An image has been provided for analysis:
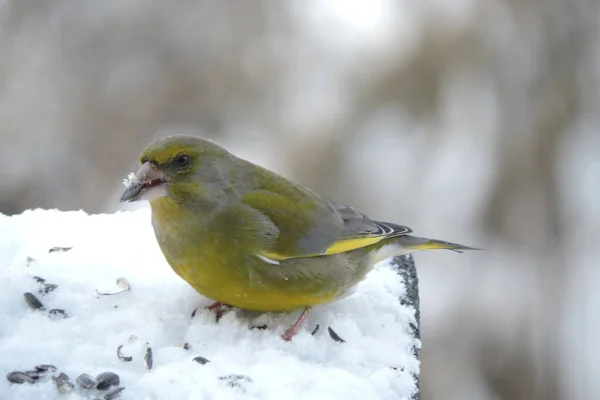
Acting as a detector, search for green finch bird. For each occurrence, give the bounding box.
[120,134,477,341]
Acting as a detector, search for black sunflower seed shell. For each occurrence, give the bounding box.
[48,309,70,320]
[7,371,37,384]
[104,387,126,400]
[52,372,70,385]
[117,345,133,362]
[192,356,210,365]
[144,345,153,370]
[57,381,75,393]
[311,324,320,335]
[95,372,120,390]
[327,326,346,343]
[76,373,95,389]
[49,246,73,253]
[39,283,58,294]
[23,370,43,380]
[35,364,57,373]
[24,292,45,310]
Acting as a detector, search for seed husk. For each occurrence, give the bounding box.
[95,372,120,390]
[144,343,153,370]
[57,381,75,393]
[48,309,71,320]
[250,324,267,330]
[327,326,346,343]
[23,370,43,380]
[49,246,73,253]
[7,371,36,384]
[96,277,130,296]
[104,387,126,399]
[35,364,57,373]
[219,374,252,388]
[117,345,133,362]
[52,372,70,386]
[311,324,320,335]
[39,283,58,295]
[192,356,210,365]
[76,373,95,389]
[24,292,45,310]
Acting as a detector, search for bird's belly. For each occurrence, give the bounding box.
[201,284,339,312]
[170,260,343,313]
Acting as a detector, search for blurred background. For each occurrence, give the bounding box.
[0,1,597,399]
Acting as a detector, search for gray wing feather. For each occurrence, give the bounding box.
[295,197,412,255]
[334,201,412,239]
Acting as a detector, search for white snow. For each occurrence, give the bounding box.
[0,208,419,400]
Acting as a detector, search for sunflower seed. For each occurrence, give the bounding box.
[49,246,72,253]
[117,345,133,362]
[250,324,267,330]
[7,371,36,384]
[24,292,45,310]
[35,364,57,373]
[57,381,75,393]
[95,372,120,390]
[76,373,95,389]
[192,356,210,365]
[144,343,153,370]
[103,387,126,399]
[33,276,46,283]
[191,307,200,318]
[52,372,70,386]
[23,370,43,380]
[327,327,346,343]
[96,277,130,295]
[311,324,320,335]
[219,374,252,388]
[39,283,58,295]
[48,309,71,320]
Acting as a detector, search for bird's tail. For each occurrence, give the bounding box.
[395,235,480,253]
[372,235,479,264]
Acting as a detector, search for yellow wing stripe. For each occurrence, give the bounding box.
[261,236,386,261]
[322,236,384,255]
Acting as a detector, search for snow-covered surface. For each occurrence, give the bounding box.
[0,208,419,400]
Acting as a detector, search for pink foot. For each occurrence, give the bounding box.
[207,302,233,322]
[281,307,311,342]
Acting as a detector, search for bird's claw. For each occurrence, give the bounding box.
[281,328,298,342]
[207,302,232,322]
[280,306,311,342]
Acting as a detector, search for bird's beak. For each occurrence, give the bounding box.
[120,161,168,203]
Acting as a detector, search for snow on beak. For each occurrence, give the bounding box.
[120,162,167,203]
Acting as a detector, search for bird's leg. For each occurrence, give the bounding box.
[281,306,311,342]
[207,301,233,322]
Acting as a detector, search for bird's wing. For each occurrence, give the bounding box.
[241,188,412,262]
[329,202,412,254]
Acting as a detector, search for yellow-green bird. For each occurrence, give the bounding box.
[120,134,477,341]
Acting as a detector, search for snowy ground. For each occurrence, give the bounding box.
[0,208,419,400]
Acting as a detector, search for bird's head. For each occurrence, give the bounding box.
[120,134,234,205]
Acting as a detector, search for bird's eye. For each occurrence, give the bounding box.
[175,154,190,167]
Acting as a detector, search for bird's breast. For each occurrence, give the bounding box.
[148,199,365,312]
